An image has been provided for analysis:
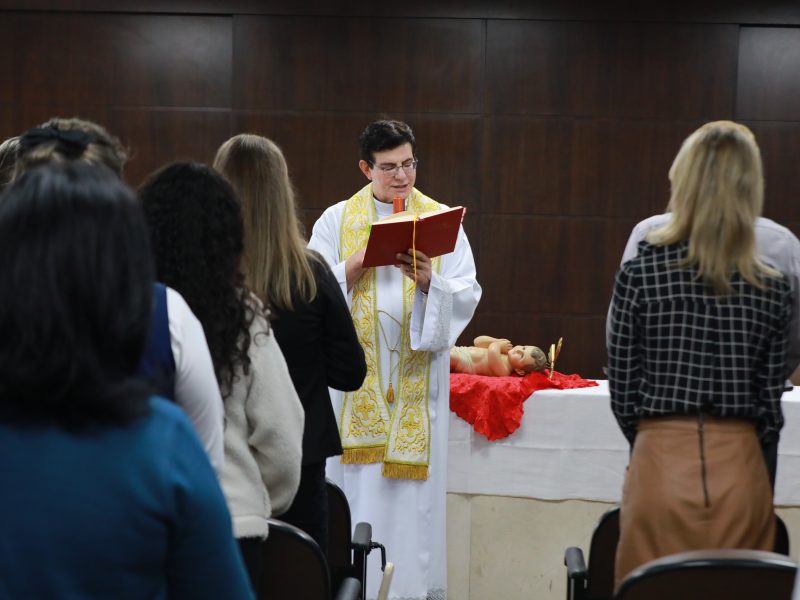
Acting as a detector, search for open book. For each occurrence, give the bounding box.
[362,206,466,268]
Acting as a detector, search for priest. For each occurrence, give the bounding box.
[308,119,481,600]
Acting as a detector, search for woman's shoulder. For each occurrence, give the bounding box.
[305,250,341,295]
[761,268,793,297]
[146,396,195,432]
[126,396,206,460]
[625,240,683,268]
[306,249,331,275]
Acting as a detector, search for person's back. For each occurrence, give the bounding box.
[612,239,790,432]
[214,134,366,554]
[0,398,243,599]
[267,256,366,463]
[618,212,800,377]
[0,162,252,599]
[139,161,304,591]
[607,120,791,588]
[14,119,225,471]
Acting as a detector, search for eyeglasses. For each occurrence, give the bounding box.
[370,159,419,176]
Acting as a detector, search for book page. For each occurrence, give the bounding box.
[376,206,462,224]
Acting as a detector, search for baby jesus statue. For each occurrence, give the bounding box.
[450,336,548,377]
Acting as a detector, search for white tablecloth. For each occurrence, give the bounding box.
[447,381,800,506]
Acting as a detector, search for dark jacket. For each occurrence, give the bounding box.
[271,254,366,465]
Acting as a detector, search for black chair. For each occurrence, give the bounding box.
[259,518,361,600]
[564,507,620,600]
[614,549,798,600]
[564,507,790,600]
[327,479,392,600]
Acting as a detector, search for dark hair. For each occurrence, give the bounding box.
[0,162,153,428]
[0,136,19,189]
[358,119,416,164]
[139,162,254,397]
[16,117,128,178]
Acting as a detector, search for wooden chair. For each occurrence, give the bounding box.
[259,518,361,600]
[564,507,790,600]
[614,549,798,600]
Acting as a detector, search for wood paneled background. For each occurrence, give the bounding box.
[2,2,800,378]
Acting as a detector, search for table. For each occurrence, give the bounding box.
[447,381,800,505]
[445,382,800,599]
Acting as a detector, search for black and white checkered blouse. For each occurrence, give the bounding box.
[607,240,793,444]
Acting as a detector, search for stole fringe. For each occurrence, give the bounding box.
[382,462,429,481]
[341,448,430,480]
[341,446,384,464]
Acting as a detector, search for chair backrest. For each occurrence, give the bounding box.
[776,514,791,556]
[327,478,353,575]
[614,549,798,600]
[260,518,330,600]
[583,508,789,599]
[585,507,620,599]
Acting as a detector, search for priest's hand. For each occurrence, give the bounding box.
[396,249,432,293]
[345,248,367,292]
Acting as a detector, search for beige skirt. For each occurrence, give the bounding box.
[614,415,775,588]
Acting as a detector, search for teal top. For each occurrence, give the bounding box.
[0,397,253,600]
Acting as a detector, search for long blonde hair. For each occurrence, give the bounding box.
[213,134,317,310]
[647,120,779,295]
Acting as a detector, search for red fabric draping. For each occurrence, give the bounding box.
[449,371,598,441]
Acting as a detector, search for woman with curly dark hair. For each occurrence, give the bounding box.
[0,162,252,599]
[138,161,304,591]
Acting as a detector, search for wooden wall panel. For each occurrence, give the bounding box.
[737,27,800,121]
[108,109,232,186]
[482,117,699,217]
[566,120,703,218]
[743,121,800,223]
[476,216,637,315]
[2,5,799,381]
[232,111,386,212]
[480,117,572,216]
[0,13,231,109]
[486,21,614,117]
[232,112,482,213]
[486,20,737,119]
[407,116,483,213]
[0,106,231,187]
[0,105,113,140]
[233,16,483,113]
[1,1,799,25]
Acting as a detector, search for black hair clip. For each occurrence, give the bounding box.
[19,127,94,159]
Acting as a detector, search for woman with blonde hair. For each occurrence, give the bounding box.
[608,121,792,587]
[214,134,365,554]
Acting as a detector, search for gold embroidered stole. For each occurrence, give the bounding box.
[339,183,440,480]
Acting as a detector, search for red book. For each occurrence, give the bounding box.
[362,206,466,268]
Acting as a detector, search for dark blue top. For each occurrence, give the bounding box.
[137,283,177,401]
[0,398,253,600]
